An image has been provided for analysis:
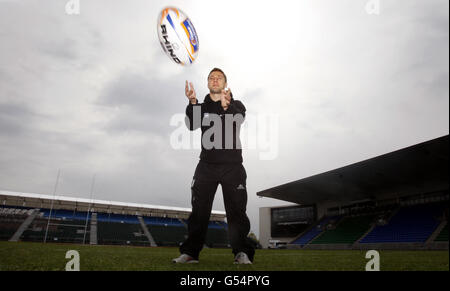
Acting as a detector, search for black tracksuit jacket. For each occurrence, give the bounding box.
[185,94,246,164]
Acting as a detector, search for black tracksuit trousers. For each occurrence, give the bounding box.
[179,161,255,262]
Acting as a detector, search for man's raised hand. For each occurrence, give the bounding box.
[221,88,231,110]
[185,81,197,104]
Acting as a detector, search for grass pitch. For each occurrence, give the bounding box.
[0,241,448,271]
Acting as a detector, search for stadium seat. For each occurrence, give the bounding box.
[291,216,340,246]
[434,222,448,242]
[311,215,376,245]
[360,202,446,244]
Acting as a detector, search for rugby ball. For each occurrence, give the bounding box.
[157,7,199,66]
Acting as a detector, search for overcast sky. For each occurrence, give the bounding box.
[0,0,448,238]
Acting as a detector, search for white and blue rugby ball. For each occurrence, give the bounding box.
[157,7,199,66]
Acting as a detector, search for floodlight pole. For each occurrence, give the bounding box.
[83,174,96,244]
[44,169,61,243]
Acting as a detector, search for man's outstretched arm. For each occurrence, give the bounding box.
[220,89,246,118]
[185,81,202,131]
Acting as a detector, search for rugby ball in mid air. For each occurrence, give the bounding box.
[157,7,199,66]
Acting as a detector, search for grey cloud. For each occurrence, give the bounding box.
[97,72,191,136]
[0,103,40,136]
[0,101,94,156]
[241,88,263,106]
[37,37,79,60]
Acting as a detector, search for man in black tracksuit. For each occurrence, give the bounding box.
[173,68,255,264]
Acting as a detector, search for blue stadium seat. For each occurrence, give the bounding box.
[291,216,340,246]
[360,202,445,243]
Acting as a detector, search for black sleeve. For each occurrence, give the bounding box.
[221,100,246,119]
[185,100,202,131]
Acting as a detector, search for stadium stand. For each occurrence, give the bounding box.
[311,214,376,245]
[21,217,88,244]
[97,221,149,246]
[19,207,91,244]
[289,198,448,250]
[260,135,449,250]
[147,224,187,247]
[0,192,231,248]
[142,218,229,247]
[291,216,339,246]
[434,222,448,242]
[0,206,31,240]
[144,216,187,246]
[360,202,446,244]
[205,221,229,248]
[41,208,91,221]
[143,216,184,226]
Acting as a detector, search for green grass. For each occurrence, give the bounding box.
[0,241,448,271]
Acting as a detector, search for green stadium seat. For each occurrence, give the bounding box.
[311,215,376,244]
[435,222,448,242]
